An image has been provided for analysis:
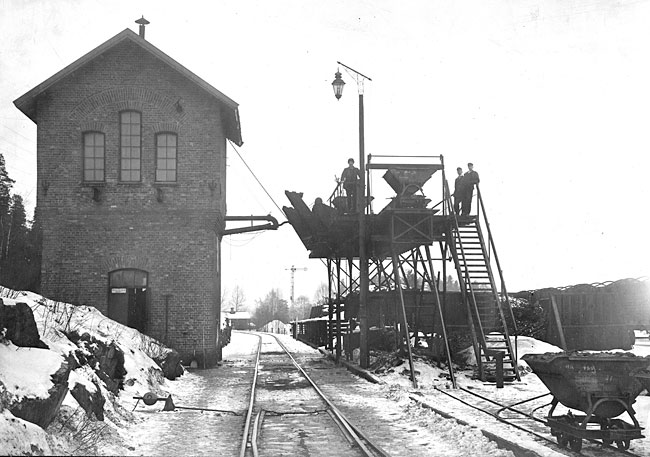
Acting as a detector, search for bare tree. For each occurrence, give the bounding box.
[313,282,329,304]
[225,285,246,312]
[291,295,312,321]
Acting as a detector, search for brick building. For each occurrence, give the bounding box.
[14,23,241,366]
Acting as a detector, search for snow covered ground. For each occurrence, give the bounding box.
[3,286,650,456]
[373,335,650,456]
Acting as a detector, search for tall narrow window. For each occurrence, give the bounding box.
[83,132,105,182]
[120,111,141,182]
[156,133,177,182]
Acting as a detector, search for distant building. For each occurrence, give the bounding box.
[13,21,242,366]
[223,310,252,330]
[260,319,289,334]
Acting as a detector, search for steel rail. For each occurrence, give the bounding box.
[432,386,643,457]
[239,333,263,457]
[458,387,549,424]
[458,386,643,456]
[269,334,390,457]
[251,409,263,457]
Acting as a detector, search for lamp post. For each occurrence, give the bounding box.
[331,62,371,369]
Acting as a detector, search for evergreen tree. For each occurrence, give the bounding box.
[0,154,15,278]
[253,289,289,327]
[1,195,33,290]
[25,205,42,292]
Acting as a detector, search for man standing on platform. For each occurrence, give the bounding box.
[453,167,465,215]
[461,162,480,216]
[341,158,361,213]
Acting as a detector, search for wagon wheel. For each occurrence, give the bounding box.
[142,391,158,406]
[569,437,582,452]
[600,423,612,446]
[616,440,630,450]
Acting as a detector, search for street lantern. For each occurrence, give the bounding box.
[332,70,345,100]
[331,61,371,368]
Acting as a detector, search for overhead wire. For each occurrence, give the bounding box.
[223,231,265,247]
[227,139,286,219]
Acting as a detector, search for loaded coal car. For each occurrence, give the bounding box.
[523,351,650,451]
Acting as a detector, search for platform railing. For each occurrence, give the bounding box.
[327,180,344,208]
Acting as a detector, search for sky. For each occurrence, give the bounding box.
[1,0,649,308]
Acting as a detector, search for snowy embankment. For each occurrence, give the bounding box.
[0,287,182,455]
[368,335,650,456]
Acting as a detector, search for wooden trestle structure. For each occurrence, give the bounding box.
[284,155,520,386]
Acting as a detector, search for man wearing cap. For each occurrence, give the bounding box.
[461,162,480,216]
[341,158,361,213]
[453,166,465,215]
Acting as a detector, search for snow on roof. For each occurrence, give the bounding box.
[225,311,251,320]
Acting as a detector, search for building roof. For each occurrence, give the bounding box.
[13,28,242,146]
[224,311,252,320]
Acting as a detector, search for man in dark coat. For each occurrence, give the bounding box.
[461,162,480,216]
[341,158,361,213]
[453,167,465,215]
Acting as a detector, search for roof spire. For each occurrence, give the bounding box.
[135,16,150,39]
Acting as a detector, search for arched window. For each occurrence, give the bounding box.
[119,111,141,182]
[83,132,105,182]
[156,133,177,182]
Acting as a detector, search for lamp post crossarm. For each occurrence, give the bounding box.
[336,61,372,81]
[337,61,372,94]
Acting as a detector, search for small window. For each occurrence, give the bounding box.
[120,111,141,182]
[83,132,105,182]
[156,133,177,182]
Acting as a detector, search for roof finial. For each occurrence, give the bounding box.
[135,16,150,39]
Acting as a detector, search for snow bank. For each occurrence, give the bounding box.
[457,335,563,367]
[0,287,181,455]
[0,409,51,456]
[0,342,64,401]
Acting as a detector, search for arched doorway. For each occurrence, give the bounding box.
[108,269,148,332]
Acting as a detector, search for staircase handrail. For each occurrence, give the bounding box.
[442,180,489,357]
[475,185,518,338]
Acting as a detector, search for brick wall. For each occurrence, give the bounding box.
[34,39,229,366]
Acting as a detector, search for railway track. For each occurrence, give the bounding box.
[238,332,388,457]
[412,386,645,457]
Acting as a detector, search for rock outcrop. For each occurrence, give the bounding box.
[70,378,105,420]
[67,331,126,394]
[9,357,71,428]
[0,300,48,349]
[153,349,184,380]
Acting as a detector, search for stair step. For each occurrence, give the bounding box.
[481,357,515,364]
[481,360,516,367]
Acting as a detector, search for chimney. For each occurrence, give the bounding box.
[135,16,150,39]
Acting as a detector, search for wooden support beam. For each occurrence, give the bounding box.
[550,295,568,350]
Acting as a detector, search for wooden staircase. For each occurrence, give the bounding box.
[451,218,520,382]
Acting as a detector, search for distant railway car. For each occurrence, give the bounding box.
[519,278,650,351]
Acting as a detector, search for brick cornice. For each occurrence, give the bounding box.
[68,87,186,121]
